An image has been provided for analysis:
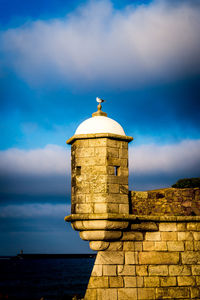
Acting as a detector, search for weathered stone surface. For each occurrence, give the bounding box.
[159,223,177,232]
[124,276,137,287]
[122,232,143,241]
[107,242,123,251]
[103,265,117,276]
[177,276,196,286]
[95,251,124,265]
[139,252,179,265]
[181,252,200,264]
[118,265,136,276]
[149,265,168,276]
[118,288,137,300]
[143,241,155,251]
[169,265,191,276]
[80,230,122,241]
[145,232,161,241]
[84,288,97,300]
[89,241,110,251]
[144,277,159,287]
[88,276,109,288]
[160,277,176,287]
[154,242,167,251]
[131,222,158,232]
[92,265,103,277]
[125,252,139,264]
[161,232,177,241]
[109,276,123,288]
[192,265,200,275]
[138,288,155,299]
[167,241,184,251]
[156,287,190,299]
[97,288,117,300]
[136,265,148,276]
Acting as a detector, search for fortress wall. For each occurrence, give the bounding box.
[84,217,200,300]
[131,188,200,216]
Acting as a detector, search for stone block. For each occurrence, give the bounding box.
[125,252,139,265]
[177,275,196,286]
[107,147,119,158]
[159,223,177,232]
[109,276,123,288]
[107,194,128,204]
[169,265,191,276]
[97,288,118,300]
[192,265,200,275]
[124,276,137,287]
[167,241,184,251]
[143,242,155,251]
[145,232,161,241]
[161,232,177,241]
[154,242,167,251]
[119,148,128,158]
[138,288,155,299]
[160,276,176,287]
[89,138,107,147]
[178,232,193,241]
[92,265,103,277]
[90,183,107,193]
[74,139,89,148]
[181,252,200,264]
[95,251,124,265]
[177,223,186,231]
[76,147,94,157]
[103,265,117,276]
[156,287,190,299]
[88,276,109,288]
[118,288,137,300]
[185,241,194,251]
[108,184,119,194]
[75,203,93,214]
[90,241,110,251]
[119,185,129,195]
[190,287,200,299]
[196,276,200,285]
[187,223,197,231]
[122,232,144,241]
[149,265,168,276]
[139,252,179,265]
[123,241,143,251]
[107,242,123,251]
[136,265,148,276]
[193,232,200,240]
[119,204,129,214]
[131,222,158,232]
[80,230,122,241]
[118,265,136,276]
[84,288,97,300]
[194,241,200,251]
[144,277,160,287]
[107,139,118,148]
[95,147,107,157]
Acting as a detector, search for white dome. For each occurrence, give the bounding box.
[75,116,126,136]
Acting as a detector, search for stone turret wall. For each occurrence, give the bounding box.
[70,136,130,215]
[84,217,200,300]
[131,188,200,216]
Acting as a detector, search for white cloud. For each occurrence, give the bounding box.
[1,0,200,88]
[0,144,70,176]
[0,203,70,218]
[130,139,200,175]
[1,139,200,180]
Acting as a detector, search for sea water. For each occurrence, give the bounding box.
[0,257,95,300]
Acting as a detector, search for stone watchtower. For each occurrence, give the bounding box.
[65,99,200,300]
[66,99,133,249]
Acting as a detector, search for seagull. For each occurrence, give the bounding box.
[96,97,106,104]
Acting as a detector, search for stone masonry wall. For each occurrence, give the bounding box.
[131,188,200,216]
[84,219,200,300]
[71,137,130,215]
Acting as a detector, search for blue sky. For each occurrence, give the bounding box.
[0,0,200,255]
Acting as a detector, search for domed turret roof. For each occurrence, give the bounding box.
[74,97,126,136]
[75,115,126,136]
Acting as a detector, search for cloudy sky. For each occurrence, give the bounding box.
[0,0,200,255]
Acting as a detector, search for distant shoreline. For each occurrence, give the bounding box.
[0,253,96,259]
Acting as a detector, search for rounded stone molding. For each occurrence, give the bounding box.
[79,230,122,241]
[89,241,110,251]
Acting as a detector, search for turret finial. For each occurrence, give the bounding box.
[92,97,107,117]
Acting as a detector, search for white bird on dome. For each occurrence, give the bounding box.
[96,97,106,104]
